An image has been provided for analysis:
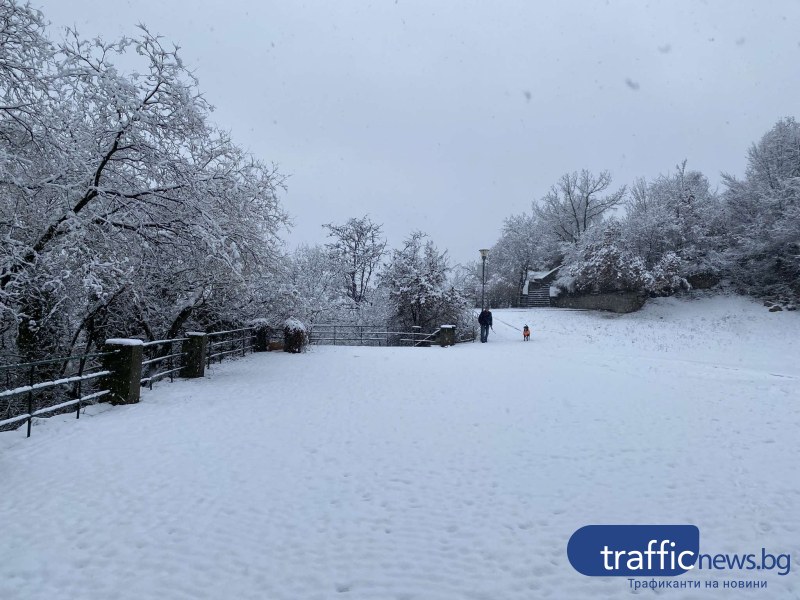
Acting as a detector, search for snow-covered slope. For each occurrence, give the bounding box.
[1,296,798,599]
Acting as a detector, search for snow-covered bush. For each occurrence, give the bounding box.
[283,318,308,353]
[648,252,690,296]
[557,222,653,294]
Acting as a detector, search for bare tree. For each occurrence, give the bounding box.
[534,170,626,243]
[323,215,386,305]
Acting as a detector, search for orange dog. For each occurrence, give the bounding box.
[523,325,530,341]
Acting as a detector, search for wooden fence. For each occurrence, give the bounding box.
[0,325,267,438]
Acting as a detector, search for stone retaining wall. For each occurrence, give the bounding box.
[550,291,648,313]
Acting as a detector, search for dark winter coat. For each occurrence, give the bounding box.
[478,310,492,326]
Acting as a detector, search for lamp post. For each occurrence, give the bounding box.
[479,248,489,308]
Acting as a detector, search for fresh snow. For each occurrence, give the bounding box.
[284,317,308,332]
[104,338,144,346]
[1,295,799,599]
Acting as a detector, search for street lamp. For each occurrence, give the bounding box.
[479,248,489,308]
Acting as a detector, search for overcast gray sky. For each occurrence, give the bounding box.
[34,0,800,265]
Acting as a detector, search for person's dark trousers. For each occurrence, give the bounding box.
[480,323,489,342]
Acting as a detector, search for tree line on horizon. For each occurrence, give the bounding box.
[483,118,800,308]
[0,0,472,368]
[2,0,798,371]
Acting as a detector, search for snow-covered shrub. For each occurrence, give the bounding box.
[648,252,690,296]
[557,222,653,294]
[283,318,308,353]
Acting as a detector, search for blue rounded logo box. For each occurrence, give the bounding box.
[568,525,700,576]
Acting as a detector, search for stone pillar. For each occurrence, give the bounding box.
[102,339,144,405]
[181,332,208,378]
[438,325,455,347]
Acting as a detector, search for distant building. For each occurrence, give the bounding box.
[520,267,561,307]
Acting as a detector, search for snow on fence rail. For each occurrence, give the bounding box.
[0,324,268,439]
[140,337,189,390]
[0,350,116,437]
[1,321,470,439]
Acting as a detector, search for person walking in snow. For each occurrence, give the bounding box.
[478,308,493,343]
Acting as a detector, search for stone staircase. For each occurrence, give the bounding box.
[525,283,551,307]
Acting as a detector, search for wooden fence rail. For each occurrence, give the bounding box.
[0,323,271,438]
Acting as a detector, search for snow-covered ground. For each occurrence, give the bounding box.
[1,295,799,599]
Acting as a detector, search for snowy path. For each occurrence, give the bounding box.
[1,296,799,599]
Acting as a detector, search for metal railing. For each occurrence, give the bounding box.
[140,338,188,390]
[399,327,440,347]
[310,324,390,346]
[310,323,477,346]
[206,327,256,367]
[309,324,440,347]
[1,324,265,438]
[0,350,115,437]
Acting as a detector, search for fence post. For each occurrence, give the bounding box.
[181,332,208,378]
[102,339,144,405]
[438,325,455,347]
